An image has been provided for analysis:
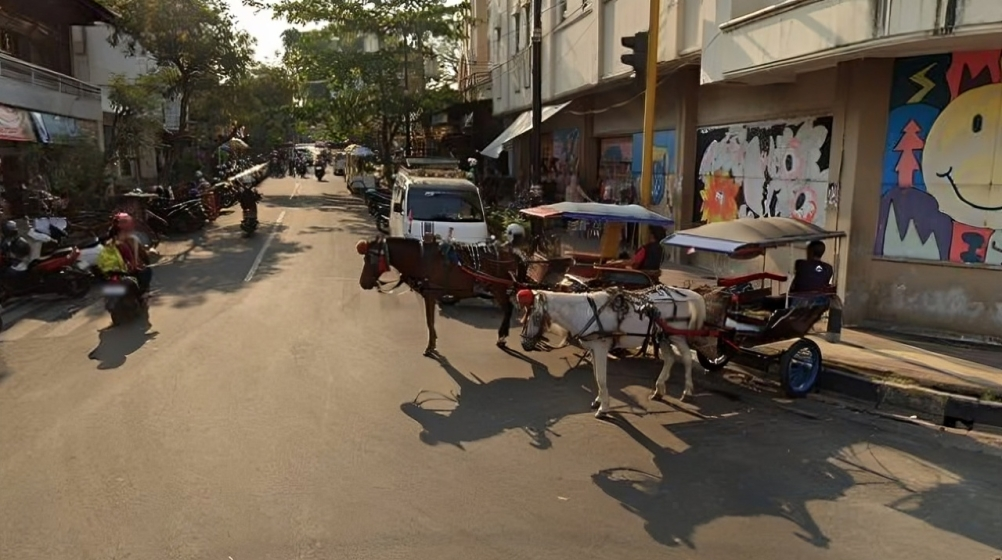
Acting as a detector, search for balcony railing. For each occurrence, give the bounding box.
[0,52,101,100]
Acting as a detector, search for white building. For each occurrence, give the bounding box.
[486,0,1002,339]
[75,22,175,181]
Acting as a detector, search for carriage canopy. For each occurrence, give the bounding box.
[662,217,845,256]
[519,202,673,226]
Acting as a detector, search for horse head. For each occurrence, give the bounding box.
[357,236,390,290]
[516,289,550,351]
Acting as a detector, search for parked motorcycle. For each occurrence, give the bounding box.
[0,246,92,304]
[24,221,103,276]
[102,273,147,327]
[148,198,208,234]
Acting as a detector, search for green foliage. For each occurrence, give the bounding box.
[106,71,168,164]
[486,207,528,240]
[191,63,298,148]
[264,0,470,160]
[102,0,255,180]
[23,142,109,208]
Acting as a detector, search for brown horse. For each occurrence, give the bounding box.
[356,235,521,356]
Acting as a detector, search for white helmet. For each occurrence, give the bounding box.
[506,223,526,241]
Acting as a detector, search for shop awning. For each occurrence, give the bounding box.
[30,112,95,144]
[0,104,38,142]
[480,101,571,159]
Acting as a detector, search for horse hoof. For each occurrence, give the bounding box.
[595,409,610,419]
[496,339,507,348]
[680,392,693,402]
[423,349,436,357]
[649,392,663,402]
[590,399,601,410]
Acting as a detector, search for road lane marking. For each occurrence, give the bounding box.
[291,182,302,199]
[244,210,287,283]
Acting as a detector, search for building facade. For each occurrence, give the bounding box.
[79,22,162,182]
[0,0,113,187]
[487,0,1002,339]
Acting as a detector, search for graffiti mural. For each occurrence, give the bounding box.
[631,130,676,217]
[875,50,1002,264]
[693,116,833,225]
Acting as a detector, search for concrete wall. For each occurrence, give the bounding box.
[0,76,102,123]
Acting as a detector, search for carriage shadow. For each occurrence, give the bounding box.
[593,402,1002,551]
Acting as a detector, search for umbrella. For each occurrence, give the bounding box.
[346,145,374,157]
[225,138,249,150]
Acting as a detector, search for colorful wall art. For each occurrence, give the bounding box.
[875,50,1002,264]
[631,130,676,217]
[693,116,833,225]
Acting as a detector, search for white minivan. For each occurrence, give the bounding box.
[389,170,490,244]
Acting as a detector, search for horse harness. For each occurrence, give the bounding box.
[527,286,689,347]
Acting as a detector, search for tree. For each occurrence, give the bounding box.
[190,63,298,149]
[263,0,469,166]
[101,0,255,179]
[106,72,168,169]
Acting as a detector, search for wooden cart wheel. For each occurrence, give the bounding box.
[779,338,822,398]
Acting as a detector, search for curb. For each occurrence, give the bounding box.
[733,353,1002,431]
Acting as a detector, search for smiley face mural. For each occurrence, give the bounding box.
[875,50,1002,264]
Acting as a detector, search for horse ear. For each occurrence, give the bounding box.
[516,289,535,308]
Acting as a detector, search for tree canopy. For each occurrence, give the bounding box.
[261,0,467,159]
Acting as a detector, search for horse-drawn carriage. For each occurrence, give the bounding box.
[516,202,670,292]
[657,216,844,398]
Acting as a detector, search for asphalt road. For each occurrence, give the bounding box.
[1,176,1000,560]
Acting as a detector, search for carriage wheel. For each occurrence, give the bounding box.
[697,345,734,372]
[779,338,822,398]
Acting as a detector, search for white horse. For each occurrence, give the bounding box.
[517,286,707,417]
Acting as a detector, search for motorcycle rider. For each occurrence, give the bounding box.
[96,213,152,298]
[238,184,262,225]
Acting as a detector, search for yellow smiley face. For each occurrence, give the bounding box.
[921,83,1002,228]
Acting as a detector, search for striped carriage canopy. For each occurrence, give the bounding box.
[519,202,673,226]
[663,217,845,257]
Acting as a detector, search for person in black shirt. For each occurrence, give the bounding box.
[630,225,667,271]
[789,240,834,293]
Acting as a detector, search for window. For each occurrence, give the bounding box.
[406,188,485,222]
[557,0,568,21]
[493,26,501,60]
[523,5,530,46]
[513,12,521,52]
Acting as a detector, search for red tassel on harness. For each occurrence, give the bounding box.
[516,289,535,308]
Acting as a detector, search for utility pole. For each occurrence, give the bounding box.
[403,34,412,157]
[637,0,661,243]
[529,0,542,188]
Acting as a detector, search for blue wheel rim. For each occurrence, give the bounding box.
[788,345,821,393]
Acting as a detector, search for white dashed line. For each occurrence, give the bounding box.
[244,210,287,283]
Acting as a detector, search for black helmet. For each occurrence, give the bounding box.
[2,220,17,237]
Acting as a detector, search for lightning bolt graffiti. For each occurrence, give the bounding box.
[908,63,936,103]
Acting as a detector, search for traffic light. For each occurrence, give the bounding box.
[621,31,649,83]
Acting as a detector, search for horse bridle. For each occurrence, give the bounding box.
[365,238,405,293]
[520,293,550,348]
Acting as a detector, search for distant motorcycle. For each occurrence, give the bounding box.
[315,164,326,181]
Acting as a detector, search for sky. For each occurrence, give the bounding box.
[225,0,296,63]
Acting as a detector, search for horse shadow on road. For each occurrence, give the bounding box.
[399,347,734,451]
[592,394,1002,552]
[400,349,595,450]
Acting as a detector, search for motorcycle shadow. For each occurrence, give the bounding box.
[87,319,158,370]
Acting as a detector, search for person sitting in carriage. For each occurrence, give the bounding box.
[630,225,666,271]
[789,240,834,294]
